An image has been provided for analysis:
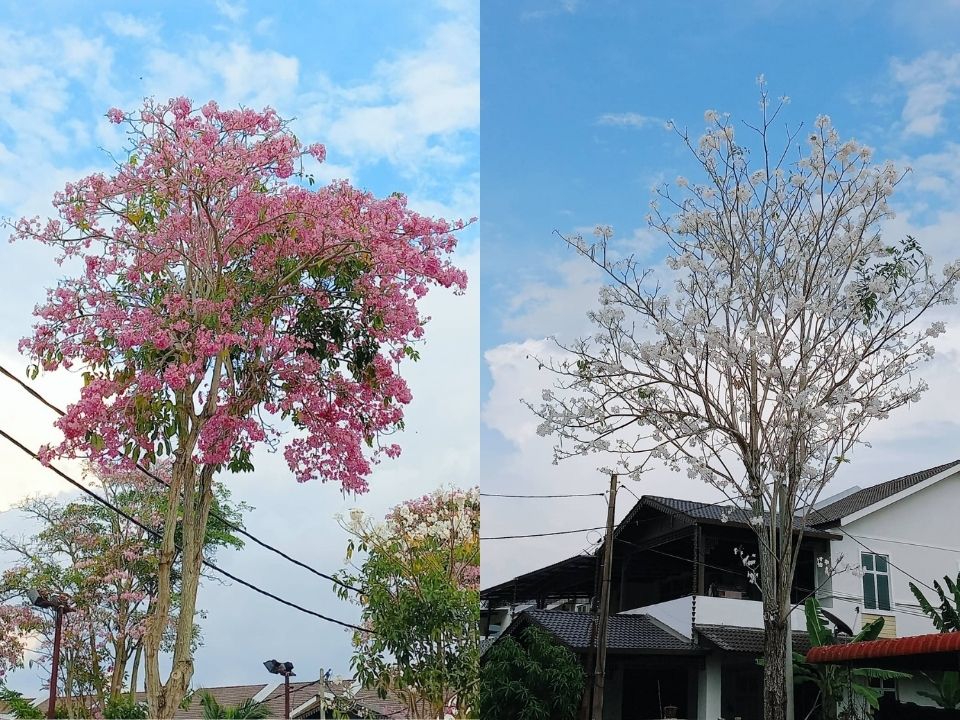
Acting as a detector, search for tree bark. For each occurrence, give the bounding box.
[762,602,788,720]
[144,439,216,719]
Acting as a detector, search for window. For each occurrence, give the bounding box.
[861,552,891,611]
[869,677,897,699]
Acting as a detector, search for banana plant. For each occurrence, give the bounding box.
[909,573,960,633]
[917,671,960,710]
[792,597,910,720]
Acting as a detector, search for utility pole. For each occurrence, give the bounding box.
[591,474,618,720]
[27,590,73,720]
[264,660,296,719]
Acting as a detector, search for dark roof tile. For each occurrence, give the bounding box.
[520,609,693,653]
[811,459,960,526]
[695,624,811,654]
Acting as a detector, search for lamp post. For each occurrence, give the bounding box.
[27,590,74,720]
[264,659,296,719]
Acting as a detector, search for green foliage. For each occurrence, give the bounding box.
[480,625,585,720]
[917,672,960,710]
[198,692,269,719]
[0,685,44,719]
[103,696,149,718]
[909,573,960,633]
[792,598,909,719]
[854,235,924,324]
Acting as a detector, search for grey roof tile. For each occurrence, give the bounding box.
[695,624,811,654]
[810,459,960,526]
[521,609,693,653]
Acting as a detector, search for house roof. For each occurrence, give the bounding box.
[810,459,960,526]
[623,496,839,540]
[175,684,270,719]
[283,680,408,719]
[517,609,695,654]
[806,631,960,671]
[695,624,811,654]
[480,552,596,604]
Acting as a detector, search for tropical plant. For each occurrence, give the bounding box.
[908,573,960,710]
[917,671,960,711]
[909,573,960,633]
[199,692,269,719]
[792,598,909,720]
[480,625,585,720]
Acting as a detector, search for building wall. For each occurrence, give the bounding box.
[825,469,960,639]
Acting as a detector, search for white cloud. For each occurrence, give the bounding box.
[891,51,960,136]
[103,12,152,38]
[596,112,663,129]
[214,0,246,23]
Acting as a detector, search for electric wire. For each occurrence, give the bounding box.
[480,526,606,540]
[0,363,361,594]
[480,492,605,498]
[0,425,369,634]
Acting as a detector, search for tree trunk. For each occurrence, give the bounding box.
[143,445,216,719]
[762,603,788,720]
[128,641,142,702]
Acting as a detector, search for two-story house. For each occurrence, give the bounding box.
[481,459,960,720]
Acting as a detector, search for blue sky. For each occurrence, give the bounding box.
[0,0,477,697]
[481,0,960,585]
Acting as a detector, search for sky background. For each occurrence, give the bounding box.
[0,0,478,696]
[481,0,960,587]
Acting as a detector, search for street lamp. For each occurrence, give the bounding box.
[264,659,296,719]
[27,590,74,720]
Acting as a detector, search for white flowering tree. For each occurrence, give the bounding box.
[530,84,960,720]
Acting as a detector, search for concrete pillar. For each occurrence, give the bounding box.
[697,655,722,720]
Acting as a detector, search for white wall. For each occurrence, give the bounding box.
[825,469,960,638]
[622,595,806,635]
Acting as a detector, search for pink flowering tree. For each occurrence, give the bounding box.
[0,464,247,715]
[13,96,468,718]
[334,487,480,719]
[530,84,960,720]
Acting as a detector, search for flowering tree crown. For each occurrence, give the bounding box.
[14,97,468,492]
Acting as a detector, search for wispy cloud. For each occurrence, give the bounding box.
[891,51,960,137]
[102,12,152,38]
[596,112,663,129]
[521,0,580,21]
[214,0,246,23]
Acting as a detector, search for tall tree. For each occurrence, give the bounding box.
[335,486,480,719]
[12,97,468,718]
[0,462,247,715]
[530,83,959,720]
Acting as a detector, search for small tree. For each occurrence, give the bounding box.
[0,463,247,711]
[480,625,585,720]
[13,97,467,718]
[335,487,480,719]
[531,83,960,720]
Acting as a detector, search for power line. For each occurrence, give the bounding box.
[481,526,606,540]
[0,364,360,595]
[0,425,368,634]
[480,492,605,498]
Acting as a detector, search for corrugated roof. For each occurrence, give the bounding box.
[810,459,960,525]
[695,624,811,654]
[521,609,693,653]
[639,497,836,538]
[806,631,960,665]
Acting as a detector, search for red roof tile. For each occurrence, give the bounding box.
[806,631,960,664]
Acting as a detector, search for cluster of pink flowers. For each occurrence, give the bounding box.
[15,96,469,492]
